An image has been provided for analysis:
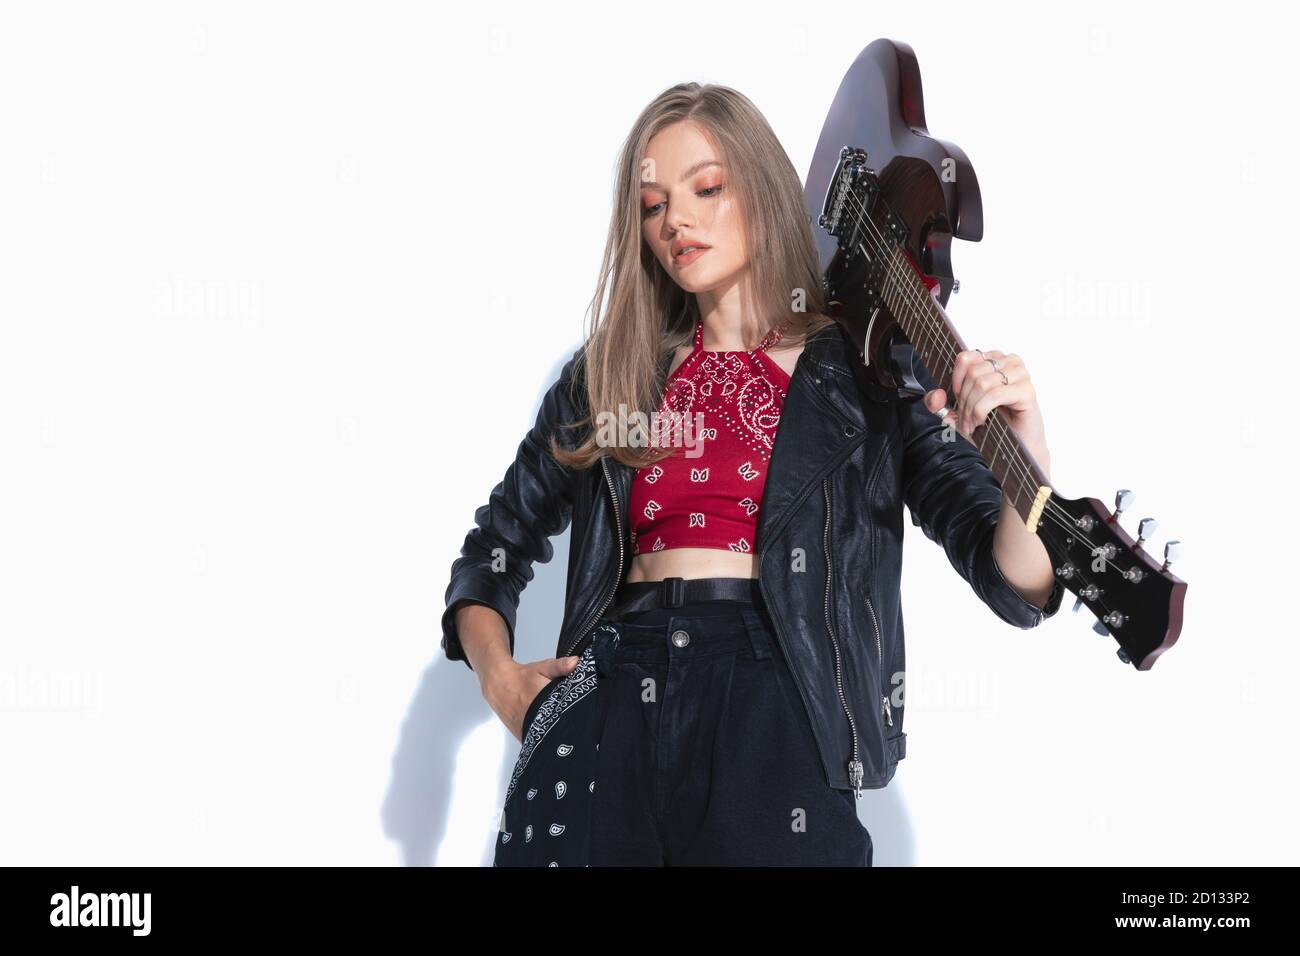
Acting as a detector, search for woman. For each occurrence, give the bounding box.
[441,82,1062,866]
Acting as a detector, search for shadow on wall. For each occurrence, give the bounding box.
[379,350,916,866]
[385,522,573,867]
[380,350,574,867]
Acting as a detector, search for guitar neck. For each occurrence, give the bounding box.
[882,248,1054,532]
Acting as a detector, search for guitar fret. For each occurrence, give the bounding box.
[885,248,1049,527]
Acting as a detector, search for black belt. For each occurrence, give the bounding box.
[607,576,762,618]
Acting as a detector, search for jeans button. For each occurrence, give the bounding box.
[671,628,690,648]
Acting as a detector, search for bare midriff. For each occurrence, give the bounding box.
[625,546,759,583]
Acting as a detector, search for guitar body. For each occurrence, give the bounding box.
[806,38,982,398]
[804,38,1187,669]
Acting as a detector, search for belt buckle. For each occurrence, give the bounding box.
[661,576,685,608]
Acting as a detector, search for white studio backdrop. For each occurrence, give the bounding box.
[0,1,1292,866]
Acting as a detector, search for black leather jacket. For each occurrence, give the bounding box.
[441,321,1064,794]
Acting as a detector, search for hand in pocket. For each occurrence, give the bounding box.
[484,657,581,743]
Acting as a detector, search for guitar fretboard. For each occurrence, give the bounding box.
[879,247,1051,525]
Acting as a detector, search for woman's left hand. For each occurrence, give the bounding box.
[921,348,1051,475]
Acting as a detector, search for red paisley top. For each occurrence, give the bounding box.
[628,317,791,556]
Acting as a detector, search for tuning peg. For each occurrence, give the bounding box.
[1116,647,1131,665]
[951,279,961,294]
[1071,582,1103,614]
[1091,610,1126,637]
[1136,518,1158,549]
[1114,489,1134,519]
[1161,540,1182,572]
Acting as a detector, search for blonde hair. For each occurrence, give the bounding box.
[550,81,835,470]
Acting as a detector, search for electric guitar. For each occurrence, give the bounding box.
[805,38,1186,670]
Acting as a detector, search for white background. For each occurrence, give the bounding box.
[1,1,1293,866]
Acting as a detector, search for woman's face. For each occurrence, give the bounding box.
[639,121,748,294]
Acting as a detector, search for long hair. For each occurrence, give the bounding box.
[550,81,835,470]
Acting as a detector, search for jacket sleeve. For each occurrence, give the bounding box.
[894,346,1064,629]
[440,347,586,671]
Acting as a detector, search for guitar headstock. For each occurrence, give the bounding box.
[1037,488,1186,670]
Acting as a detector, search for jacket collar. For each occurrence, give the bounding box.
[753,320,866,553]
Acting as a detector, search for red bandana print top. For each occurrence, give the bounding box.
[628,318,791,556]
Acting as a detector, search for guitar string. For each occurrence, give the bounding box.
[843,195,1130,581]
[862,217,1117,565]
[844,207,1136,604]
[837,189,1130,582]
[840,189,1084,523]
[840,190,1037,478]
[839,190,1057,502]
[841,192,1147,594]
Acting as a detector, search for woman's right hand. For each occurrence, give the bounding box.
[481,655,581,743]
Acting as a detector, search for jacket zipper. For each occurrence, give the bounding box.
[863,594,893,727]
[563,455,625,658]
[822,476,864,797]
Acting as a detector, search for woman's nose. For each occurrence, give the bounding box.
[665,205,694,233]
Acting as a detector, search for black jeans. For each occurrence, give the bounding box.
[590,592,872,866]
[497,584,873,867]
